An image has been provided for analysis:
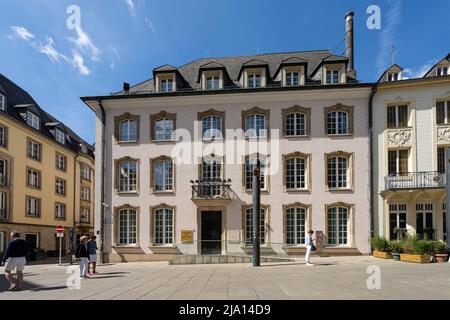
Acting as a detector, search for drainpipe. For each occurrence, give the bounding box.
[368,84,378,254]
[98,99,106,264]
[71,153,80,264]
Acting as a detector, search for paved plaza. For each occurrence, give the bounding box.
[1,256,450,300]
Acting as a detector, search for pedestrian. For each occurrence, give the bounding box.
[305,229,316,266]
[75,236,89,278]
[87,235,98,275]
[1,232,29,291]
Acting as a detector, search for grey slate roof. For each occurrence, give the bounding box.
[0,72,94,157]
[125,49,350,93]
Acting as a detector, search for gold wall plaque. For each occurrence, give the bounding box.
[181,230,193,243]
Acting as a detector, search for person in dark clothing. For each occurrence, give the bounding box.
[75,236,90,278]
[1,232,29,291]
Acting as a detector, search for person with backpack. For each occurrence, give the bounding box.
[305,229,316,266]
[75,236,89,278]
[87,235,98,275]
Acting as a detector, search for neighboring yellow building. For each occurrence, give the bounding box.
[0,73,94,257]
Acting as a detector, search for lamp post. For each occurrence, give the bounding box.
[252,156,261,267]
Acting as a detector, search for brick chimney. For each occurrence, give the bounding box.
[345,11,356,78]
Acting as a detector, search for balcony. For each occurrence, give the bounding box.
[384,171,445,192]
[191,179,232,203]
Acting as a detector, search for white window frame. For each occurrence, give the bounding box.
[326,69,340,84]
[154,118,174,141]
[0,158,7,186]
[81,186,90,201]
[388,149,409,175]
[247,73,262,88]
[285,157,307,190]
[285,72,299,86]
[118,119,137,142]
[327,156,350,189]
[387,105,409,128]
[56,153,66,171]
[285,206,307,246]
[245,114,267,138]
[206,76,220,90]
[0,126,5,147]
[26,196,40,217]
[27,111,40,130]
[245,158,267,191]
[202,115,222,140]
[154,160,173,192]
[0,191,7,220]
[327,206,349,246]
[285,112,307,136]
[388,72,399,82]
[55,203,66,220]
[80,208,90,223]
[81,165,90,180]
[436,101,450,124]
[0,95,5,111]
[55,129,65,144]
[27,168,40,189]
[327,111,349,135]
[27,139,41,161]
[153,208,174,245]
[56,178,66,196]
[437,67,448,76]
[118,208,137,245]
[160,78,173,92]
[119,161,138,192]
[245,207,266,245]
[0,231,5,252]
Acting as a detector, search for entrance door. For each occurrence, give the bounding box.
[201,211,222,255]
[25,233,39,249]
[416,203,434,240]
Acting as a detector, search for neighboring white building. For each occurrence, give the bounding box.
[373,54,450,241]
[82,14,373,262]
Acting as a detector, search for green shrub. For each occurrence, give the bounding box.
[389,241,403,253]
[431,241,449,254]
[401,236,434,255]
[371,236,390,252]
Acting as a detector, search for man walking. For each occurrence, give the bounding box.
[1,232,29,291]
[87,235,98,275]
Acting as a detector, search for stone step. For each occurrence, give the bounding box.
[169,255,294,265]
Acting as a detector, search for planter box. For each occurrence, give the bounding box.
[373,250,392,259]
[400,253,431,263]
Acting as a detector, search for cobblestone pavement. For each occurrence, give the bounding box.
[1,256,449,300]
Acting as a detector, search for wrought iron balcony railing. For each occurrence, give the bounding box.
[384,171,445,191]
[191,179,232,200]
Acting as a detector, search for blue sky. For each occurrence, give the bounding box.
[1,0,449,143]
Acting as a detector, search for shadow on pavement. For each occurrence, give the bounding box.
[260,262,337,267]
[0,276,66,293]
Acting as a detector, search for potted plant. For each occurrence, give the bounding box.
[393,227,407,240]
[432,241,449,263]
[389,241,402,261]
[371,236,392,259]
[400,237,433,263]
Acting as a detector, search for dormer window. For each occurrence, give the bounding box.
[388,72,399,82]
[27,111,40,130]
[206,76,220,90]
[160,79,173,92]
[247,74,261,88]
[285,72,299,86]
[326,69,340,84]
[438,67,448,76]
[55,129,65,144]
[0,95,5,111]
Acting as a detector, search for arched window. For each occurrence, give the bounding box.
[327,206,349,245]
[245,157,267,191]
[119,119,137,142]
[118,208,137,245]
[285,155,307,190]
[153,159,173,191]
[327,111,348,135]
[202,115,222,139]
[118,160,137,192]
[326,153,351,189]
[244,207,266,245]
[285,206,307,246]
[153,207,174,245]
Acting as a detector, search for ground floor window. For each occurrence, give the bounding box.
[285,206,306,246]
[118,208,137,245]
[245,207,266,245]
[327,206,349,245]
[154,208,174,245]
[25,233,39,249]
[416,203,434,240]
[389,204,407,240]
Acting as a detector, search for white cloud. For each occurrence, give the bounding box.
[68,26,101,62]
[9,26,35,41]
[403,60,437,79]
[125,0,136,16]
[377,0,403,74]
[145,17,157,36]
[72,53,91,76]
[39,37,69,62]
